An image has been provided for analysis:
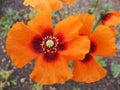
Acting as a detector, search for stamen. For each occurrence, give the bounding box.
[46,40,54,48]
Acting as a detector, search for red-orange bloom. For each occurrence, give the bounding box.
[23,0,76,10]
[6,10,90,85]
[100,11,120,35]
[72,14,116,83]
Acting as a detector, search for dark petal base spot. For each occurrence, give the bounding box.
[43,53,58,61]
[31,35,43,53]
[101,13,113,24]
[55,33,65,43]
[79,33,87,36]
[42,28,53,37]
[81,54,92,63]
[90,41,96,53]
[58,43,67,51]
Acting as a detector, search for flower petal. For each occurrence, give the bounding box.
[101,11,120,26]
[23,0,39,7]
[24,0,62,10]
[75,14,95,36]
[28,9,52,34]
[47,0,63,10]
[24,0,51,10]
[61,0,76,4]
[30,55,72,85]
[6,22,38,68]
[59,36,90,60]
[90,25,116,56]
[54,16,82,41]
[109,26,118,35]
[72,55,106,83]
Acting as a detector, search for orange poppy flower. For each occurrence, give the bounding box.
[23,0,76,10]
[72,14,116,83]
[100,11,120,35]
[6,10,90,85]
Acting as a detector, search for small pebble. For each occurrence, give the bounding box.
[2,58,6,62]
[50,86,56,90]
[1,45,4,49]
[29,78,33,84]
[3,49,6,53]
[20,78,26,83]
[13,66,16,70]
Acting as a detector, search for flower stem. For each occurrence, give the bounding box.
[88,0,99,14]
[93,0,99,11]
[57,10,63,21]
[92,16,101,32]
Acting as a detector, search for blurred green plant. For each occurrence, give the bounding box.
[69,60,74,72]
[117,86,120,90]
[111,63,120,78]
[116,33,120,38]
[73,87,81,90]
[88,0,99,14]
[0,70,16,90]
[22,9,39,24]
[0,8,21,38]
[32,83,43,90]
[90,1,111,32]
[28,10,38,20]
[100,5,111,17]
[95,56,107,67]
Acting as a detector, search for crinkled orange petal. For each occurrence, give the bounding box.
[47,0,63,10]
[34,1,51,10]
[24,0,50,10]
[28,9,52,34]
[6,22,38,68]
[54,16,82,41]
[24,0,39,6]
[61,0,76,4]
[101,11,120,26]
[59,36,90,60]
[23,0,75,10]
[30,55,72,85]
[72,55,106,83]
[24,0,62,10]
[75,14,95,36]
[90,25,116,56]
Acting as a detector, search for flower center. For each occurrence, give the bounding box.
[46,40,54,48]
[31,33,66,61]
[41,36,59,54]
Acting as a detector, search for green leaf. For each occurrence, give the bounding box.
[111,63,120,78]
[10,80,17,86]
[0,70,13,81]
[0,8,21,38]
[69,60,74,72]
[29,10,38,20]
[95,56,107,67]
[116,32,120,38]
[32,83,43,90]
[91,0,97,7]
[73,87,81,90]
[102,4,111,12]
